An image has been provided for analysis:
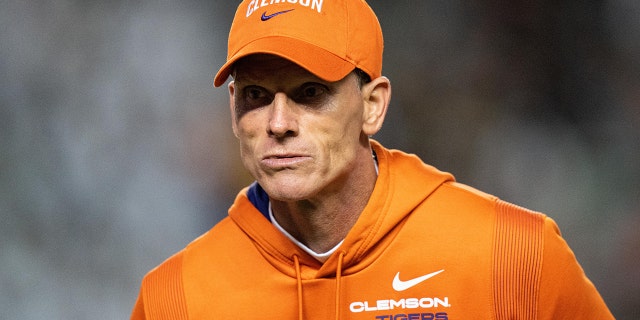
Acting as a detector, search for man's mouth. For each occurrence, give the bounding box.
[261,154,311,169]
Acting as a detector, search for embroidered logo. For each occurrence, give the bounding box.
[261,9,294,21]
[392,269,445,292]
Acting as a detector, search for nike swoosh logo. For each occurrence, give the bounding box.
[392,269,444,291]
[261,9,294,21]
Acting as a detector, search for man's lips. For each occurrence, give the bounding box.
[260,154,312,169]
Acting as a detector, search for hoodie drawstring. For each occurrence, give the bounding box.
[293,255,304,320]
[293,252,345,320]
[335,251,345,320]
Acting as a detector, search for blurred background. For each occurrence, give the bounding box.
[1,0,638,318]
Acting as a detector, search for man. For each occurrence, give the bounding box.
[131,0,613,319]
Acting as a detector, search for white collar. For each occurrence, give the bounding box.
[269,202,342,263]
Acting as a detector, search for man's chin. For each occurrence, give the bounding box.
[260,182,315,202]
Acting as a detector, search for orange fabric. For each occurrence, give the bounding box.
[131,252,188,320]
[213,0,383,87]
[131,141,613,319]
[493,201,544,319]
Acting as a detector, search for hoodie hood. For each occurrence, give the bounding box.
[228,140,455,279]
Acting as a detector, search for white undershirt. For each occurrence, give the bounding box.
[269,202,343,263]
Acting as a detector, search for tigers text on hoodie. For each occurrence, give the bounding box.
[131,141,613,319]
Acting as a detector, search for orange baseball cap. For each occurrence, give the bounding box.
[213,0,383,87]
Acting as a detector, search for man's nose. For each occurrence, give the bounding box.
[267,92,298,138]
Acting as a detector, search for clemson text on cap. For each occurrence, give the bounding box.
[246,0,324,17]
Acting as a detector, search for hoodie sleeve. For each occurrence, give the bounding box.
[537,216,614,319]
[130,293,146,320]
[130,252,189,320]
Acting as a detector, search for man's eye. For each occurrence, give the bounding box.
[245,86,269,101]
[235,86,272,117]
[303,86,320,97]
[296,83,328,101]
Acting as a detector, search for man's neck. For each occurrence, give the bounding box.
[270,158,378,253]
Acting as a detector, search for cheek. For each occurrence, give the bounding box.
[235,114,262,139]
[328,105,365,140]
[234,118,260,160]
[321,116,363,160]
[237,137,260,177]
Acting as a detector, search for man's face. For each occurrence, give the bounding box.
[228,54,371,202]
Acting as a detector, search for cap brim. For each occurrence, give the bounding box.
[213,37,355,87]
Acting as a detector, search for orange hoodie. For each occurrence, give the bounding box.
[131,141,613,319]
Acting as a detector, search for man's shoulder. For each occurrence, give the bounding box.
[439,180,498,203]
[426,180,499,215]
[184,216,245,255]
[418,180,548,229]
[143,216,240,274]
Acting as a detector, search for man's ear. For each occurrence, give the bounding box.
[228,81,239,138]
[361,76,391,136]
